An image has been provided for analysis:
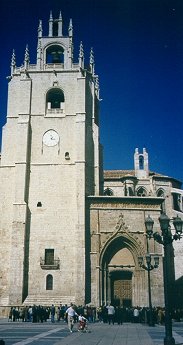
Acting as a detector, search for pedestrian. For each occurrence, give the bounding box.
[8,307,13,322]
[51,304,55,323]
[133,307,139,323]
[115,306,123,325]
[106,303,115,325]
[66,303,78,333]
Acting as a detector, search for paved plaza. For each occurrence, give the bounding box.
[1,319,183,345]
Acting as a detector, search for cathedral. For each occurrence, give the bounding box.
[0,12,183,311]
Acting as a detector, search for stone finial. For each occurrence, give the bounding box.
[49,10,53,20]
[95,75,99,90]
[58,11,63,36]
[24,44,30,70]
[11,49,16,67]
[95,75,100,98]
[90,47,95,75]
[11,49,16,75]
[79,41,84,68]
[38,20,43,38]
[90,47,94,64]
[79,41,84,58]
[68,18,73,37]
[49,11,53,36]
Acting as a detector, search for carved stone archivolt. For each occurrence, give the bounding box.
[99,213,145,261]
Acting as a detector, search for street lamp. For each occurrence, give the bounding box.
[145,213,183,345]
[138,235,159,327]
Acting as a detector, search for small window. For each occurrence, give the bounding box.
[65,152,70,160]
[172,193,182,212]
[45,249,54,265]
[46,274,53,290]
[128,187,134,196]
[137,187,147,197]
[157,189,165,198]
[37,202,42,207]
[157,189,166,213]
[139,155,144,170]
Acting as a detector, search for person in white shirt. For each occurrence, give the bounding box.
[133,307,139,323]
[66,304,78,333]
[106,303,115,324]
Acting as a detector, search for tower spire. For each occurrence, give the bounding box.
[79,41,84,69]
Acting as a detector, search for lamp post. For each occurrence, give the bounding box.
[138,223,159,327]
[145,213,183,345]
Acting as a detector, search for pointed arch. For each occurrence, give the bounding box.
[157,188,165,197]
[99,233,144,307]
[100,233,144,269]
[136,186,147,197]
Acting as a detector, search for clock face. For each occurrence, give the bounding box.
[43,130,59,146]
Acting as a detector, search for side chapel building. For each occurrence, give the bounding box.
[0,12,183,309]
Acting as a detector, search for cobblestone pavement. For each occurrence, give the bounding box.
[0,319,183,345]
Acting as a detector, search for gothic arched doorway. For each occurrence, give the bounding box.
[100,236,138,307]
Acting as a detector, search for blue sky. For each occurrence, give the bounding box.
[0,0,183,183]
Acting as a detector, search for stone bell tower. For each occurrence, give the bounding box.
[134,147,149,179]
[0,11,102,306]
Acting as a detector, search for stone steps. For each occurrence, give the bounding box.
[23,295,75,306]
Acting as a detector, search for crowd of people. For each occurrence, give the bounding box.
[7,304,183,326]
[0,304,182,345]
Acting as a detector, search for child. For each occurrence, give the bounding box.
[78,314,88,332]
